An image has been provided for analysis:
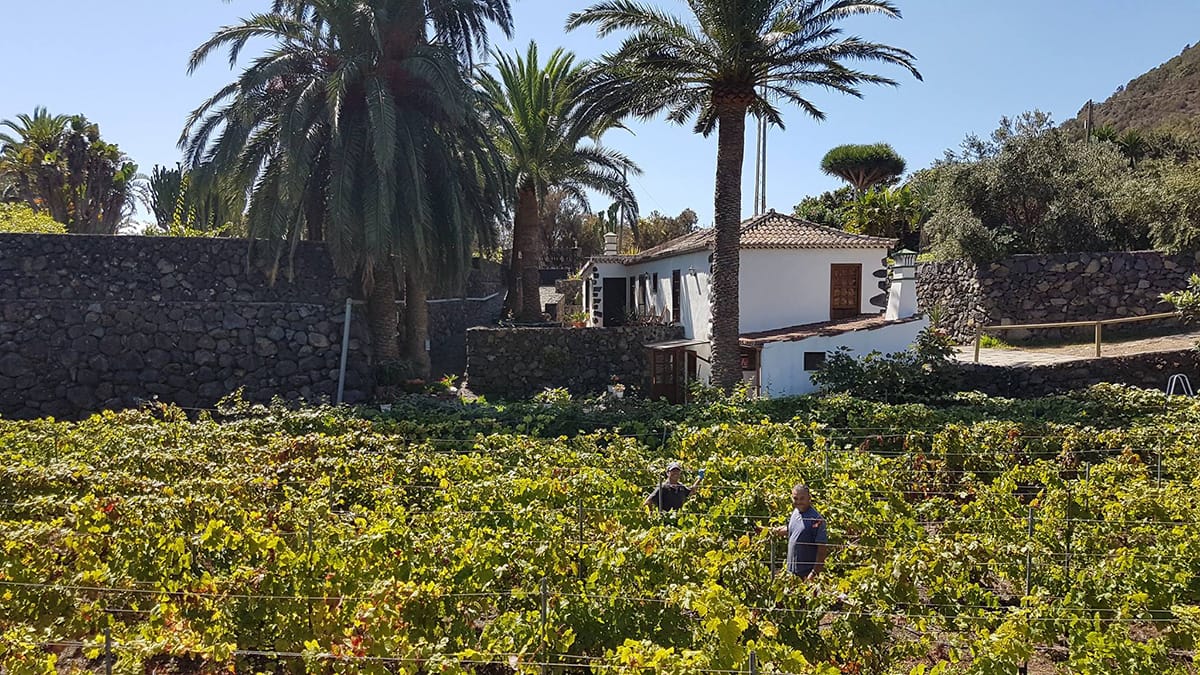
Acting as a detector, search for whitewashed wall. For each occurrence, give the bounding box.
[758,318,928,397]
[626,251,713,341]
[584,261,631,326]
[738,248,889,333]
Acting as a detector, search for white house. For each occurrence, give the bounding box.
[578,210,927,401]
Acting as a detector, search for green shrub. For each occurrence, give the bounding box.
[809,326,959,403]
[0,203,67,233]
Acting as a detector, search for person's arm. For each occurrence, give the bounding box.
[689,469,705,491]
[807,543,828,578]
[806,519,829,578]
[644,487,659,512]
[769,523,788,537]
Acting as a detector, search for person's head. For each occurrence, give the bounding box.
[666,461,682,483]
[791,484,812,511]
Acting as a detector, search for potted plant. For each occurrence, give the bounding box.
[565,311,589,328]
[607,375,626,399]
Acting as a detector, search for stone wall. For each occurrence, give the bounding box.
[919,251,1200,341]
[0,234,371,419]
[427,292,505,377]
[959,349,1200,398]
[466,325,684,399]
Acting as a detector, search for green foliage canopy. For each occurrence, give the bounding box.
[0,107,139,234]
[819,143,906,193]
[920,114,1139,261]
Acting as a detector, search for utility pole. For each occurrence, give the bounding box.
[1084,99,1094,141]
[752,115,762,216]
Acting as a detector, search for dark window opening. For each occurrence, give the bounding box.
[671,270,681,322]
[804,352,827,371]
[739,348,758,371]
[652,272,659,292]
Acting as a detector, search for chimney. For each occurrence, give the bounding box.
[603,232,618,256]
[885,249,919,320]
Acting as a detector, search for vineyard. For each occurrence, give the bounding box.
[2,386,1200,674]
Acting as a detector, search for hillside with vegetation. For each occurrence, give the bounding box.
[1064,42,1200,137]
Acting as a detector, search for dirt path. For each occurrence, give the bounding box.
[954,328,1200,366]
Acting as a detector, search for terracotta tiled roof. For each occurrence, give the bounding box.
[625,210,896,264]
[739,314,923,347]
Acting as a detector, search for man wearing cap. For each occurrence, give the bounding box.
[644,461,702,512]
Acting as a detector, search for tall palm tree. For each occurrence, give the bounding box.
[568,0,920,389]
[183,0,512,374]
[477,42,639,322]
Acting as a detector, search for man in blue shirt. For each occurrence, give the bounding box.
[769,484,828,578]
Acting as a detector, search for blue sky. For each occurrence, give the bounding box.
[2,1,1198,228]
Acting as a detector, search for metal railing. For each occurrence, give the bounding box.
[972,311,1178,362]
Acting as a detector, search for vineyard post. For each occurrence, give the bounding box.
[577,501,585,580]
[1156,452,1162,488]
[1022,507,1034,675]
[540,578,549,675]
[1025,507,1034,597]
[103,626,112,675]
[748,649,758,675]
[1063,485,1072,579]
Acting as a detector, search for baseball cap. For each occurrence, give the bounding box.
[666,461,682,471]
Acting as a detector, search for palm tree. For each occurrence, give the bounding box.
[568,0,920,389]
[139,163,244,235]
[477,42,639,322]
[182,0,512,374]
[1,107,139,234]
[820,143,906,194]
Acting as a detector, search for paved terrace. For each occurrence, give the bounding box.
[954,328,1200,366]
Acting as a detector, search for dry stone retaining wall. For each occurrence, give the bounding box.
[466,325,683,399]
[919,251,1200,342]
[0,234,371,419]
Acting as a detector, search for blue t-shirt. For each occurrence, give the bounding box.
[786,507,828,576]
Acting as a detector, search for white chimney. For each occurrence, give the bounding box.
[885,249,919,320]
[603,232,618,256]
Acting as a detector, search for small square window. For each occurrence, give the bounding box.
[803,351,826,371]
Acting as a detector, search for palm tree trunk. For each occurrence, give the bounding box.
[710,105,747,391]
[365,265,401,363]
[511,186,544,322]
[404,270,431,379]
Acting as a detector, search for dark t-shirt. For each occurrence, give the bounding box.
[646,482,691,511]
[786,507,828,576]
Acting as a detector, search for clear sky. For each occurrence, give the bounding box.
[2,1,1198,228]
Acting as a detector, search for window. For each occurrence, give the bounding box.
[739,348,757,371]
[671,270,681,322]
[804,351,827,371]
[652,272,659,292]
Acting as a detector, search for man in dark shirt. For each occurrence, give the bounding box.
[644,461,703,512]
[770,484,828,578]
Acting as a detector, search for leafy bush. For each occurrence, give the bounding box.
[1161,274,1200,323]
[0,203,66,233]
[810,326,958,402]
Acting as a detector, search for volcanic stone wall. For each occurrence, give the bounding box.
[918,251,1200,341]
[0,234,371,419]
[465,325,683,399]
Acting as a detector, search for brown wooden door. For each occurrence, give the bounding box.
[829,264,862,319]
[649,349,685,403]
